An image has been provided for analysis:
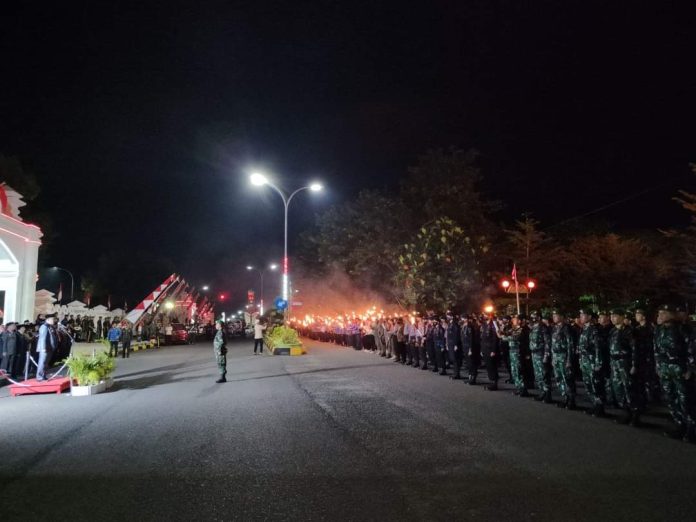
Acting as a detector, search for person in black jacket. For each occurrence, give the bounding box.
[433,318,447,375]
[446,314,463,380]
[480,314,500,391]
[1,322,21,379]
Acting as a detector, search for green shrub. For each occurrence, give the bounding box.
[265,325,301,348]
[64,351,116,386]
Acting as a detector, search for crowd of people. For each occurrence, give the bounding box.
[294,304,696,443]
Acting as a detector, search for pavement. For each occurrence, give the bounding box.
[1,337,695,522]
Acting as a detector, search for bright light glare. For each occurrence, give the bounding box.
[202,285,209,291]
[484,305,494,314]
[501,280,510,288]
[246,265,254,270]
[309,183,323,192]
[269,263,278,270]
[164,301,174,310]
[250,173,268,186]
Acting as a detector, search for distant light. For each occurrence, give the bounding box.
[250,173,268,186]
[527,281,536,289]
[484,305,494,314]
[164,301,174,310]
[309,183,323,192]
[269,263,278,270]
[501,280,510,289]
[202,285,209,291]
[237,310,243,314]
[219,293,226,301]
[246,265,254,271]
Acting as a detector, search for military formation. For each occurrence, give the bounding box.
[299,304,696,443]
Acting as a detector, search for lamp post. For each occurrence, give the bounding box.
[246,263,278,315]
[51,266,74,300]
[250,172,323,302]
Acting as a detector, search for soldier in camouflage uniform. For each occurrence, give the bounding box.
[500,314,530,397]
[213,320,227,383]
[578,309,606,417]
[654,304,692,440]
[551,310,577,409]
[632,307,656,407]
[673,306,696,443]
[597,311,616,407]
[529,311,552,403]
[608,309,640,425]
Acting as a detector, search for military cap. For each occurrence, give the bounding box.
[634,307,647,315]
[597,310,609,316]
[675,305,688,313]
[609,308,626,316]
[551,309,565,316]
[658,304,676,312]
[578,309,593,316]
[516,314,527,321]
[529,310,540,319]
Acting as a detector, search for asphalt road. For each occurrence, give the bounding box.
[1,338,695,521]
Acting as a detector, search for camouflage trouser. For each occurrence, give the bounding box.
[552,353,575,399]
[610,358,632,410]
[509,349,525,391]
[215,351,227,376]
[531,352,550,393]
[579,355,604,405]
[657,362,689,427]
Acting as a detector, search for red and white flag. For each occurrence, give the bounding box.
[57,283,63,302]
[85,293,92,307]
[107,295,112,310]
[511,263,518,282]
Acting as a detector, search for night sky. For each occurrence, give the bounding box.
[2,2,696,306]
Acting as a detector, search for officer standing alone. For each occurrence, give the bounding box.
[214,320,227,383]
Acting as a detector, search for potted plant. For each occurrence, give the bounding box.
[64,352,116,396]
[264,325,304,355]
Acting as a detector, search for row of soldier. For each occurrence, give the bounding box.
[298,305,696,443]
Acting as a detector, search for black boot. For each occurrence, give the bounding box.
[542,391,554,404]
[565,398,577,411]
[585,405,596,416]
[216,376,227,383]
[664,424,686,439]
[518,389,530,397]
[629,413,643,428]
[556,398,567,409]
[685,423,696,443]
[593,405,606,418]
[484,382,498,391]
[468,375,477,385]
[533,392,545,402]
[615,410,632,425]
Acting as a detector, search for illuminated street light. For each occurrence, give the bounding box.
[501,279,511,289]
[250,172,268,186]
[527,281,536,290]
[51,266,75,300]
[246,262,278,315]
[249,172,325,302]
[202,285,209,291]
[164,301,174,310]
[484,305,494,314]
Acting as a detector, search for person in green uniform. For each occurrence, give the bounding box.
[213,320,227,383]
[551,310,576,409]
[578,309,606,417]
[500,314,530,397]
[608,309,639,425]
[654,304,691,439]
[529,311,552,403]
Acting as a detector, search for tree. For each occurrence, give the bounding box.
[663,163,696,299]
[299,190,406,298]
[555,233,673,308]
[395,217,491,311]
[0,154,40,201]
[503,214,561,292]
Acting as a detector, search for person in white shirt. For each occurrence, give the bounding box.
[253,319,267,354]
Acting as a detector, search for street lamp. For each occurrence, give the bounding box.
[51,266,74,300]
[246,263,278,315]
[249,171,324,302]
[202,285,209,291]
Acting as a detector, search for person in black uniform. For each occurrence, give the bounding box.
[461,315,481,385]
[446,314,462,380]
[433,318,447,375]
[480,313,500,390]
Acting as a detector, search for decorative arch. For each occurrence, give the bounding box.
[0,236,19,269]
